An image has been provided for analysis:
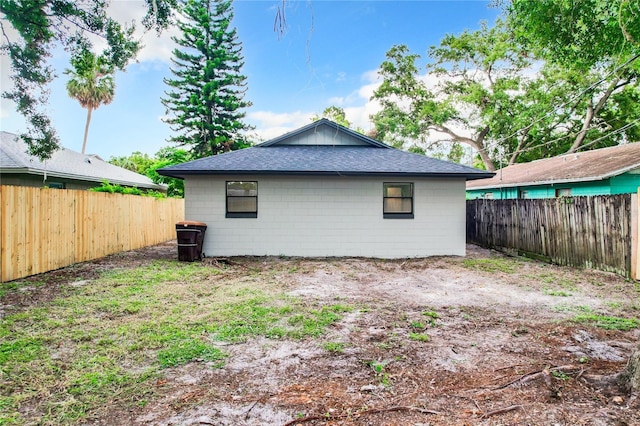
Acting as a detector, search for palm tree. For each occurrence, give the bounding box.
[65,50,115,154]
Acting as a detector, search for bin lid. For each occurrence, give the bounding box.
[176,220,207,227]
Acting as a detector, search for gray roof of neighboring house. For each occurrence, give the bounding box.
[0,131,165,190]
[158,119,494,180]
[467,142,640,190]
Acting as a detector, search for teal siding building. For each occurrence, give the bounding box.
[466,143,640,199]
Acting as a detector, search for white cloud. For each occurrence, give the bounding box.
[105,1,179,64]
[326,69,384,132]
[246,110,314,141]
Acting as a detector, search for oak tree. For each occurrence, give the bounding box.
[371,20,531,171]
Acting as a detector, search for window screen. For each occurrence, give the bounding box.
[226,181,258,218]
[383,182,414,219]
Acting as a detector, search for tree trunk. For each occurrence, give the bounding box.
[620,343,640,393]
[567,99,594,154]
[478,148,496,171]
[81,107,93,155]
[433,124,496,171]
[475,126,495,171]
[567,77,621,154]
[587,343,640,394]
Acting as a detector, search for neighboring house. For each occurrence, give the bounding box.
[467,143,640,199]
[158,119,493,258]
[0,131,166,192]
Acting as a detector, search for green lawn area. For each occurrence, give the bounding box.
[0,260,353,425]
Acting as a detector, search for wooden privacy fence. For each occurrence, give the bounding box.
[467,192,640,279]
[1,186,185,282]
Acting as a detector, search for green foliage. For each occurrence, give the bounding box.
[109,152,156,175]
[162,0,253,158]
[552,369,570,380]
[508,0,640,69]
[0,0,176,160]
[372,20,531,171]
[312,106,351,128]
[108,147,190,197]
[364,360,392,386]
[506,0,640,155]
[374,8,640,167]
[65,47,117,155]
[89,180,165,198]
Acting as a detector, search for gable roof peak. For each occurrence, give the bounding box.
[257,118,390,148]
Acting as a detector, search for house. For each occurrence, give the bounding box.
[466,143,640,199]
[0,131,166,192]
[158,119,493,258]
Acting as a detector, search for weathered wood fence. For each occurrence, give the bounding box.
[1,186,185,282]
[467,192,640,279]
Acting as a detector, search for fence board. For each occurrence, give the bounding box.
[467,195,634,277]
[632,191,639,280]
[0,186,185,282]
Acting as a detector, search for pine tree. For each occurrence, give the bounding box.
[162,0,252,157]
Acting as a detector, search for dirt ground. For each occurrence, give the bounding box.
[6,242,640,426]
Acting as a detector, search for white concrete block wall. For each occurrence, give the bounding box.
[184,175,466,258]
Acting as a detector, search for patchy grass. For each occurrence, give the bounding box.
[322,342,346,353]
[0,260,354,425]
[544,288,573,297]
[408,332,430,342]
[0,279,47,298]
[461,257,520,274]
[571,314,639,331]
[527,271,578,291]
[422,310,440,326]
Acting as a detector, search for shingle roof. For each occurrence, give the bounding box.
[0,131,165,190]
[158,120,493,180]
[466,143,640,190]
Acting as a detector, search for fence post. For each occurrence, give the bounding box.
[633,189,639,280]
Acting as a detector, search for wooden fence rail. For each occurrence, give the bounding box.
[1,186,185,282]
[467,193,639,279]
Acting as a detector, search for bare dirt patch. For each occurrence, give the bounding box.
[4,242,640,425]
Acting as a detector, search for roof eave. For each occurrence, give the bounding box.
[467,162,640,190]
[158,169,494,180]
[467,174,610,190]
[1,168,165,190]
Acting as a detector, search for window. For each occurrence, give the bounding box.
[383,182,414,219]
[47,182,65,189]
[226,181,257,218]
[518,189,530,199]
[555,188,572,197]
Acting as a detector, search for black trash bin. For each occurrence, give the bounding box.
[176,221,207,261]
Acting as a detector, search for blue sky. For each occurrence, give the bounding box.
[0,1,501,159]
